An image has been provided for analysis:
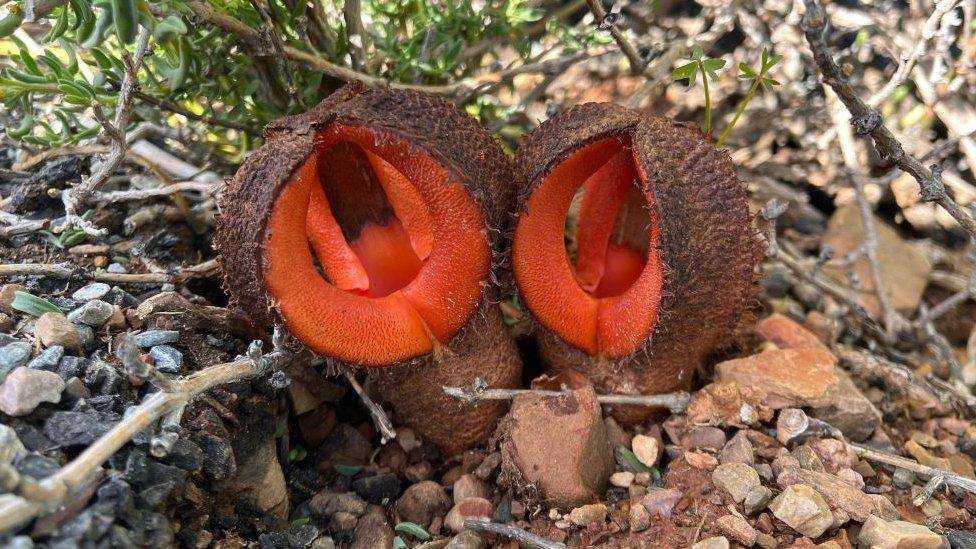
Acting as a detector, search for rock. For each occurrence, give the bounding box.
[0,284,26,314]
[0,367,65,416]
[808,438,853,473]
[809,370,882,442]
[500,382,613,508]
[768,484,833,538]
[610,471,635,487]
[84,361,127,395]
[685,451,719,470]
[133,330,180,347]
[285,361,345,416]
[67,299,114,326]
[822,204,930,318]
[857,515,945,549]
[640,488,682,518]
[716,348,839,409]
[836,468,864,490]
[453,474,490,503]
[794,444,826,472]
[309,490,367,521]
[349,505,394,549]
[396,480,451,528]
[351,473,400,505]
[75,324,94,347]
[568,503,606,526]
[685,381,773,428]
[716,514,757,546]
[0,424,28,464]
[743,486,772,515]
[0,342,32,374]
[692,537,730,549]
[34,313,81,349]
[219,439,288,518]
[445,497,493,533]
[755,313,827,350]
[632,434,661,467]
[149,345,182,374]
[779,466,893,522]
[719,432,755,464]
[712,463,761,503]
[629,501,651,532]
[71,283,110,302]
[27,346,64,371]
[904,439,953,471]
[683,426,727,451]
[44,409,119,446]
[446,529,485,549]
[947,529,976,549]
[473,452,502,480]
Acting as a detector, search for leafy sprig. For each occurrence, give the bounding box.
[672,46,726,135]
[716,48,782,147]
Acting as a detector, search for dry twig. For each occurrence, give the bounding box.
[340,366,397,443]
[443,380,691,413]
[462,519,567,549]
[0,259,220,285]
[0,338,290,534]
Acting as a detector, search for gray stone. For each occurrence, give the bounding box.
[859,515,945,549]
[75,324,95,346]
[0,367,65,416]
[0,342,32,373]
[134,330,180,347]
[743,485,772,515]
[43,409,119,447]
[67,299,113,326]
[0,424,28,464]
[692,537,730,549]
[71,283,110,302]
[711,462,761,503]
[27,346,64,371]
[149,345,183,374]
[107,263,127,274]
[446,529,485,549]
[892,467,916,489]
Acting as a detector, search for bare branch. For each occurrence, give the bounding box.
[443,380,690,414]
[340,366,397,443]
[463,519,567,549]
[585,0,644,74]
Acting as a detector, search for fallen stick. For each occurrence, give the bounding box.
[443,381,690,413]
[462,519,567,549]
[0,259,219,285]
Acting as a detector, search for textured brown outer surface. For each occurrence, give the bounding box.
[215,83,521,454]
[513,104,759,420]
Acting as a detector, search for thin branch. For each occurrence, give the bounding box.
[866,0,961,108]
[0,340,290,534]
[463,519,567,549]
[0,259,219,285]
[585,0,644,74]
[62,27,152,237]
[342,0,370,72]
[443,381,690,414]
[340,366,396,443]
[801,0,976,240]
[90,181,217,203]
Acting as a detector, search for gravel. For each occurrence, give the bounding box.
[134,330,180,347]
[27,345,65,371]
[67,300,114,326]
[149,345,183,374]
[71,283,111,302]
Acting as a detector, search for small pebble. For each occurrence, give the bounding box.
[71,282,111,301]
[107,263,127,274]
[0,342,32,373]
[0,367,65,416]
[0,424,28,464]
[27,346,64,371]
[75,324,95,346]
[568,503,607,526]
[67,300,113,326]
[892,468,915,489]
[134,330,180,347]
[632,434,660,468]
[33,313,80,348]
[610,471,635,487]
[149,345,183,374]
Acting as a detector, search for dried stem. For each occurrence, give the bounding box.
[62,27,152,237]
[443,382,691,414]
[585,0,644,74]
[0,340,290,534]
[340,367,397,443]
[801,0,976,240]
[0,259,219,285]
[462,519,567,549]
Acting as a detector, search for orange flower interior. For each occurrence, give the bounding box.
[512,137,663,357]
[263,124,490,365]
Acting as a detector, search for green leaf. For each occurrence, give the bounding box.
[738,62,757,79]
[617,446,652,474]
[762,53,783,73]
[333,463,363,476]
[689,46,703,60]
[290,517,310,527]
[288,446,308,462]
[671,61,697,84]
[394,522,431,541]
[700,57,725,72]
[12,291,61,316]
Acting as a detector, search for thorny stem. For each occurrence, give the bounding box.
[0,340,290,534]
[801,0,976,240]
[716,75,761,148]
